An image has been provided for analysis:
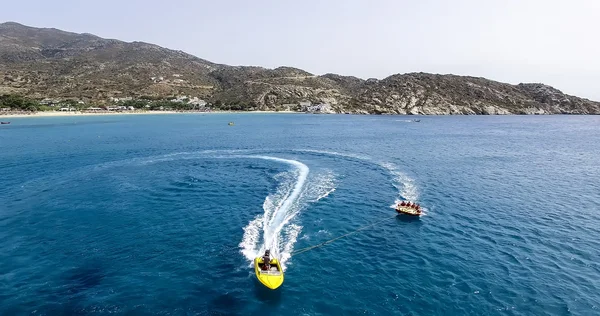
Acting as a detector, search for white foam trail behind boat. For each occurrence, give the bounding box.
[303,170,336,202]
[378,162,427,214]
[239,156,309,269]
[92,151,324,269]
[379,162,418,202]
[295,149,418,204]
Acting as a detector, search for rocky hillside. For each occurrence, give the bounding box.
[1,22,599,114]
[0,22,220,101]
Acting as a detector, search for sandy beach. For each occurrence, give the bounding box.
[0,110,299,119]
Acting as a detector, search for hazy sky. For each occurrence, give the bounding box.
[2,0,599,100]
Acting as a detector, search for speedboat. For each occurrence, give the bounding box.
[254,256,284,290]
[0,122,10,124]
[395,203,422,216]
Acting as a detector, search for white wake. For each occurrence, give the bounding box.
[239,156,310,270]
[85,150,332,269]
[295,149,418,204]
[379,162,419,202]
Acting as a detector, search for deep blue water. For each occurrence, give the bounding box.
[1,114,599,315]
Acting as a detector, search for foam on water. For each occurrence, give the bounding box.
[295,149,419,204]
[379,162,419,202]
[302,170,336,202]
[279,223,302,266]
[237,156,339,268]
[238,156,309,269]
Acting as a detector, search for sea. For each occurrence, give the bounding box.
[0,114,599,315]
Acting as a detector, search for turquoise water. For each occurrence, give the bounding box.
[1,114,599,315]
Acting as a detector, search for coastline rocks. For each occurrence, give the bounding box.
[2,22,599,115]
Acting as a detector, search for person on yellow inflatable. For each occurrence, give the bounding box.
[261,250,271,270]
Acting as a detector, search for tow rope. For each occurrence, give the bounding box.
[290,214,398,257]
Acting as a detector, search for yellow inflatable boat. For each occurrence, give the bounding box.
[254,257,284,290]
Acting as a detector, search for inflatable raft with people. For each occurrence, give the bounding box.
[395,201,422,216]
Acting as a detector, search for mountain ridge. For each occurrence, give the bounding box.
[1,21,598,114]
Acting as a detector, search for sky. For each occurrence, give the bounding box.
[2,0,599,100]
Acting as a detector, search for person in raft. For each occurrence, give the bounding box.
[400,201,406,206]
[261,250,271,270]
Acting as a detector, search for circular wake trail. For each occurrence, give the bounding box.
[295,149,419,202]
[239,156,309,269]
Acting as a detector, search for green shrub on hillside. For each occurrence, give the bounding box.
[0,94,40,110]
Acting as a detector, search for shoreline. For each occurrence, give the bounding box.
[0,110,300,118]
[2,111,593,119]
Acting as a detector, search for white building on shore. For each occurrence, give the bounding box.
[188,97,207,107]
[110,97,133,103]
[303,103,333,113]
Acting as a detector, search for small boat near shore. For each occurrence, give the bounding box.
[0,122,10,125]
[395,202,422,216]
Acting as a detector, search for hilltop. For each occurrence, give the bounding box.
[1,22,599,114]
